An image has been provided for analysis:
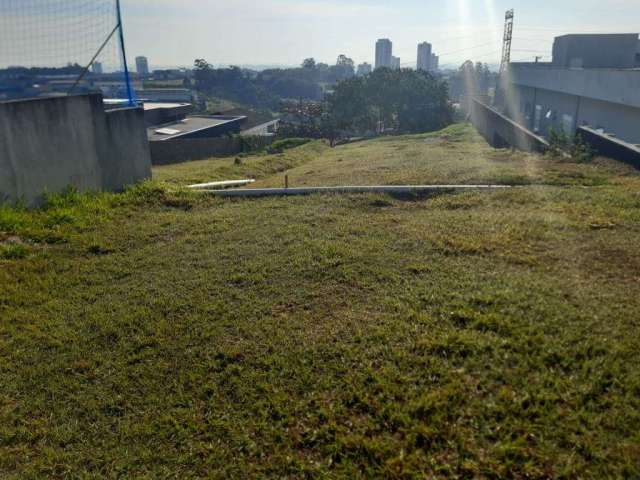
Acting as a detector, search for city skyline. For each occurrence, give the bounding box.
[121,0,640,69]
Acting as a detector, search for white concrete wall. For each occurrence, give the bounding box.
[0,94,151,205]
[504,83,640,144]
[577,97,640,144]
[508,65,640,109]
[98,106,152,191]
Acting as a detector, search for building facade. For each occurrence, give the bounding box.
[391,56,401,70]
[417,42,432,71]
[552,34,640,69]
[500,34,640,144]
[135,56,150,76]
[431,54,439,72]
[375,39,393,69]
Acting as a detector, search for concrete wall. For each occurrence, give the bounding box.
[552,34,639,69]
[508,64,640,109]
[150,136,273,165]
[470,99,549,153]
[0,94,151,205]
[98,106,153,192]
[578,126,640,169]
[503,82,640,144]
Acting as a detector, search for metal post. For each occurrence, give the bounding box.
[116,0,135,106]
[494,9,514,109]
[500,9,515,74]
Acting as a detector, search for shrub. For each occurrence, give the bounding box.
[548,128,594,163]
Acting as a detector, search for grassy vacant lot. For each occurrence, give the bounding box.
[1,124,640,478]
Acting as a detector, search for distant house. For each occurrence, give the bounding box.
[147,115,246,142]
[143,102,248,165]
[136,88,194,103]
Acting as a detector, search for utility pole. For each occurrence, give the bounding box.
[499,9,515,74]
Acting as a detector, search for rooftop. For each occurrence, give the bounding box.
[147,115,246,141]
[143,102,191,111]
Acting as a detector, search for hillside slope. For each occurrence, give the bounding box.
[1,125,640,478]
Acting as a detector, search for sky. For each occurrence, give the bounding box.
[120,0,639,69]
[1,0,638,71]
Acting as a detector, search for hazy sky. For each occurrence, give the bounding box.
[121,0,638,69]
[4,0,637,70]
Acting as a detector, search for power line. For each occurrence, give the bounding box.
[437,41,501,58]
[438,49,505,68]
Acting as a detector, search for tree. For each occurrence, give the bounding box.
[447,61,497,101]
[332,55,355,81]
[336,54,355,69]
[193,59,280,109]
[302,58,316,69]
[194,59,213,72]
[325,69,452,137]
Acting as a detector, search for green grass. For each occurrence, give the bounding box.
[153,140,329,187]
[247,124,632,189]
[2,124,640,478]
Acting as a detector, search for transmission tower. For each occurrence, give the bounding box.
[499,9,515,73]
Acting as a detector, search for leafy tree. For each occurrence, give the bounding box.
[332,54,355,81]
[326,68,452,137]
[193,60,279,109]
[302,58,316,69]
[447,61,497,101]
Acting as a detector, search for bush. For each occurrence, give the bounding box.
[570,134,595,163]
[548,128,594,163]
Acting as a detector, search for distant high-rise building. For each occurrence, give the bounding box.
[431,54,439,72]
[391,56,401,70]
[91,61,103,74]
[357,62,372,76]
[135,56,150,76]
[417,42,432,71]
[375,39,393,69]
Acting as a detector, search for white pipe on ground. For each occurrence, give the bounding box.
[188,179,255,190]
[200,185,511,198]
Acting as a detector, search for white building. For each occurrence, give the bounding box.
[431,54,439,72]
[375,39,393,69]
[135,56,150,76]
[417,42,432,71]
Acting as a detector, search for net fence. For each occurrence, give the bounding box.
[0,0,135,104]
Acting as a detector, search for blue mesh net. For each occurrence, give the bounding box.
[0,0,135,104]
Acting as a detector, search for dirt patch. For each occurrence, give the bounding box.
[0,234,27,246]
